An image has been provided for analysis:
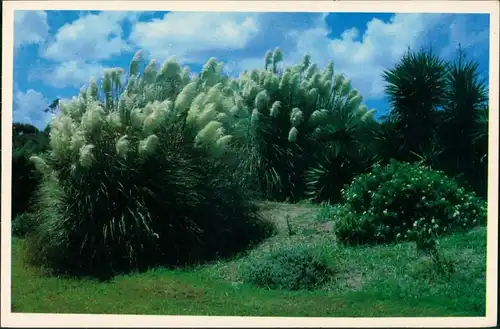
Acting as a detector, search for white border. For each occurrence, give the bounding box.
[2,1,499,327]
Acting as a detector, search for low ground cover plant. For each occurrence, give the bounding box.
[240,243,334,291]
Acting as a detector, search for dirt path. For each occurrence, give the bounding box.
[256,201,335,237]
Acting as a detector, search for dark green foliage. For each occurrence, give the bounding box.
[12,212,36,238]
[240,244,334,290]
[12,123,49,218]
[380,47,489,199]
[237,109,296,201]
[26,121,275,280]
[438,48,489,198]
[305,140,378,204]
[470,105,489,197]
[382,48,448,161]
[333,160,487,245]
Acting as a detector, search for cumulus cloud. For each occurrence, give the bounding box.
[287,13,445,99]
[20,10,490,106]
[129,12,260,63]
[13,89,54,129]
[33,60,106,88]
[229,13,488,102]
[14,11,50,48]
[42,11,135,62]
[439,14,490,59]
[32,11,139,89]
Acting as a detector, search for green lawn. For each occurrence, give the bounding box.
[11,202,487,317]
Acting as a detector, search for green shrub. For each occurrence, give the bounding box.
[12,123,50,218]
[25,53,274,280]
[333,160,487,245]
[305,141,378,204]
[240,244,334,290]
[12,212,36,238]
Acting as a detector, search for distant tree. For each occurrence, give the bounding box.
[12,122,50,218]
[44,98,60,114]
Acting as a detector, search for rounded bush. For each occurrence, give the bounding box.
[240,244,334,291]
[333,160,487,245]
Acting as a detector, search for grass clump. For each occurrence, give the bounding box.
[24,54,275,280]
[332,160,487,245]
[240,243,334,291]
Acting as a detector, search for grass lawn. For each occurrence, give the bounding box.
[11,202,487,317]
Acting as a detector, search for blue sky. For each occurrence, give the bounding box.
[13,10,490,129]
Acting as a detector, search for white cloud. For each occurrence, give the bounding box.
[30,60,105,89]
[288,13,444,99]
[42,11,135,62]
[440,15,490,59]
[14,11,50,48]
[35,11,138,88]
[129,12,260,63]
[50,60,106,88]
[13,89,54,129]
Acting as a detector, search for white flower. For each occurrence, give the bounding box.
[69,129,86,153]
[175,81,199,112]
[129,50,144,76]
[270,101,281,118]
[196,104,218,129]
[130,108,146,129]
[254,90,270,111]
[81,103,105,135]
[159,56,181,79]
[288,127,298,142]
[138,135,159,157]
[108,111,122,129]
[290,109,304,127]
[116,135,129,158]
[195,121,223,146]
[143,103,169,135]
[251,109,260,125]
[272,47,283,64]
[29,156,50,174]
[79,144,95,168]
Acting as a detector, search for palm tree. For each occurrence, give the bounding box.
[438,46,488,196]
[382,47,448,162]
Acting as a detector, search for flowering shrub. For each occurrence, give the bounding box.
[25,51,274,279]
[240,243,334,290]
[333,160,487,245]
